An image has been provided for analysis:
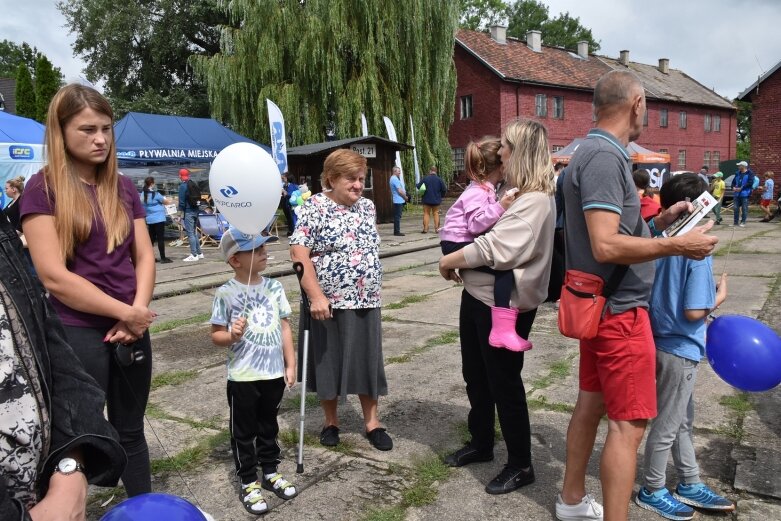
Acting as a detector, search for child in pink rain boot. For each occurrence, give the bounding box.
[439,136,530,352]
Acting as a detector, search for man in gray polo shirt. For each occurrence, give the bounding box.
[555,70,718,521]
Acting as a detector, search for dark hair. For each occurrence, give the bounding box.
[701,166,709,171]
[632,169,650,191]
[554,162,564,172]
[659,173,706,209]
[143,176,155,203]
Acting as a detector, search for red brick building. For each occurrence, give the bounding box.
[450,28,736,175]
[738,60,781,193]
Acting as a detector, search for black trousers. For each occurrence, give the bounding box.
[228,378,286,484]
[459,290,536,469]
[64,326,152,496]
[147,221,167,259]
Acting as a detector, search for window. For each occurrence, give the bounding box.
[712,151,720,166]
[460,95,473,119]
[535,94,547,117]
[643,109,648,127]
[713,115,721,132]
[552,145,564,152]
[703,151,710,169]
[678,149,686,168]
[552,96,564,119]
[704,114,711,132]
[659,148,668,154]
[364,167,373,190]
[679,111,687,129]
[660,109,668,128]
[452,147,465,172]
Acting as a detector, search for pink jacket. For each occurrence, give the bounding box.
[439,181,505,243]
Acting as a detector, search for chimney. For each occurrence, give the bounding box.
[489,23,507,45]
[619,50,629,66]
[526,30,542,52]
[658,58,670,74]
[577,40,589,59]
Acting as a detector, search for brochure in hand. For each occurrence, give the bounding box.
[662,190,718,237]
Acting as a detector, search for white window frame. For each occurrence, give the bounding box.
[679,111,687,129]
[704,114,711,132]
[678,149,686,168]
[460,95,473,120]
[535,94,547,117]
[552,96,564,119]
[660,108,668,128]
[713,115,721,132]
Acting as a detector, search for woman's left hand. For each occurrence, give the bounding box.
[439,264,462,283]
[105,321,138,344]
[29,471,88,521]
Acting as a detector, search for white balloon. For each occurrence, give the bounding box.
[209,142,281,235]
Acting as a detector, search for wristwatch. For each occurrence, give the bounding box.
[54,457,85,475]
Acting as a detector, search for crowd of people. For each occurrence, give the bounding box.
[0,71,777,520]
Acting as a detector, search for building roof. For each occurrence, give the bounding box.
[737,58,781,102]
[456,29,735,110]
[0,78,17,114]
[287,136,413,158]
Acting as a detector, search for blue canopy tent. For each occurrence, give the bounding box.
[0,112,45,202]
[114,112,268,164]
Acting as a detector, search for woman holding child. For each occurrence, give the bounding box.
[20,84,156,497]
[439,119,555,494]
[289,149,392,451]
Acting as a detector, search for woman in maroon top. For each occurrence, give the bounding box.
[20,84,156,497]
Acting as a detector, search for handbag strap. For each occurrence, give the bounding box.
[603,214,645,298]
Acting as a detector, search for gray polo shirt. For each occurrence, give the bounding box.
[562,129,655,313]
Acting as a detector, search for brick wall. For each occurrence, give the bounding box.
[750,68,781,198]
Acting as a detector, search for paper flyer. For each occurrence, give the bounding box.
[661,190,719,237]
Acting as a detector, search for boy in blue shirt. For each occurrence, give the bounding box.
[636,173,733,520]
[211,227,298,514]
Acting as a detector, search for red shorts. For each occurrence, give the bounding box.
[761,199,772,208]
[579,307,657,421]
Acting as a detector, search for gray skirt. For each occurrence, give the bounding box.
[298,306,387,401]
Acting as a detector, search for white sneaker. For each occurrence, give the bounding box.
[197,253,205,259]
[183,254,199,262]
[555,493,604,521]
[738,223,746,227]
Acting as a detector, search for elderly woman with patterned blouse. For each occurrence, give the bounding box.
[289,149,392,451]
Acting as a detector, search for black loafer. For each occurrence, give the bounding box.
[485,464,535,495]
[320,425,340,447]
[443,444,494,467]
[366,427,393,451]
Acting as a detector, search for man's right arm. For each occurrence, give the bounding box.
[585,209,718,264]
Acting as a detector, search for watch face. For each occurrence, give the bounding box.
[58,458,77,473]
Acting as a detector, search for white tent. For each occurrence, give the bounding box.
[0,111,45,193]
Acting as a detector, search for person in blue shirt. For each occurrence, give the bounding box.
[636,173,733,520]
[280,173,299,236]
[759,171,775,222]
[389,166,408,236]
[730,161,755,227]
[415,166,447,233]
[141,176,173,263]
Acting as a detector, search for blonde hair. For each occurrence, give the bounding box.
[321,149,367,189]
[501,119,554,195]
[464,137,501,183]
[6,176,25,195]
[765,171,775,179]
[43,84,130,259]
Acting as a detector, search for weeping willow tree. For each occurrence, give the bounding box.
[193,0,460,181]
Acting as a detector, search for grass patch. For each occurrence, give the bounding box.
[363,506,406,521]
[150,312,212,334]
[455,419,502,444]
[713,227,774,256]
[527,396,575,414]
[87,486,126,509]
[150,369,199,391]
[285,392,321,410]
[531,355,575,390]
[150,429,230,475]
[385,329,459,365]
[385,294,429,310]
[384,261,431,274]
[278,428,318,448]
[386,353,412,364]
[144,401,221,430]
[719,393,753,415]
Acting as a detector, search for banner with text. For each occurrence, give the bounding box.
[383,116,403,186]
[267,99,288,175]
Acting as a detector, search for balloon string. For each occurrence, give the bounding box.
[243,240,255,316]
[720,224,737,276]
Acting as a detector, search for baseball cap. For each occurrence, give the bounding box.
[737,161,748,167]
[713,171,723,178]
[219,226,278,261]
[179,168,190,180]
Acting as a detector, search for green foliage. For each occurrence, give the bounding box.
[506,0,600,52]
[459,0,508,30]
[194,0,459,180]
[0,41,37,77]
[15,63,36,119]
[58,0,227,116]
[34,56,61,122]
[735,99,751,160]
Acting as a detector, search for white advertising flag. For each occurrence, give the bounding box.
[383,116,403,185]
[409,114,420,185]
[361,113,369,137]
[266,99,288,174]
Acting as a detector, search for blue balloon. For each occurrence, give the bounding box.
[101,493,207,521]
[706,315,781,392]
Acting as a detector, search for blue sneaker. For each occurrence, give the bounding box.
[635,487,694,520]
[673,482,735,511]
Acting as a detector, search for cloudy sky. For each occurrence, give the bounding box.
[2,0,780,100]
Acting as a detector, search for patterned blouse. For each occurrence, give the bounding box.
[290,192,382,309]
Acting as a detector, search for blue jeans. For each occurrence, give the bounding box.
[734,196,748,225]
[184,210,202,255]
[393,203,404,234]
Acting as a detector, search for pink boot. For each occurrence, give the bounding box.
[488,306,533,352]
